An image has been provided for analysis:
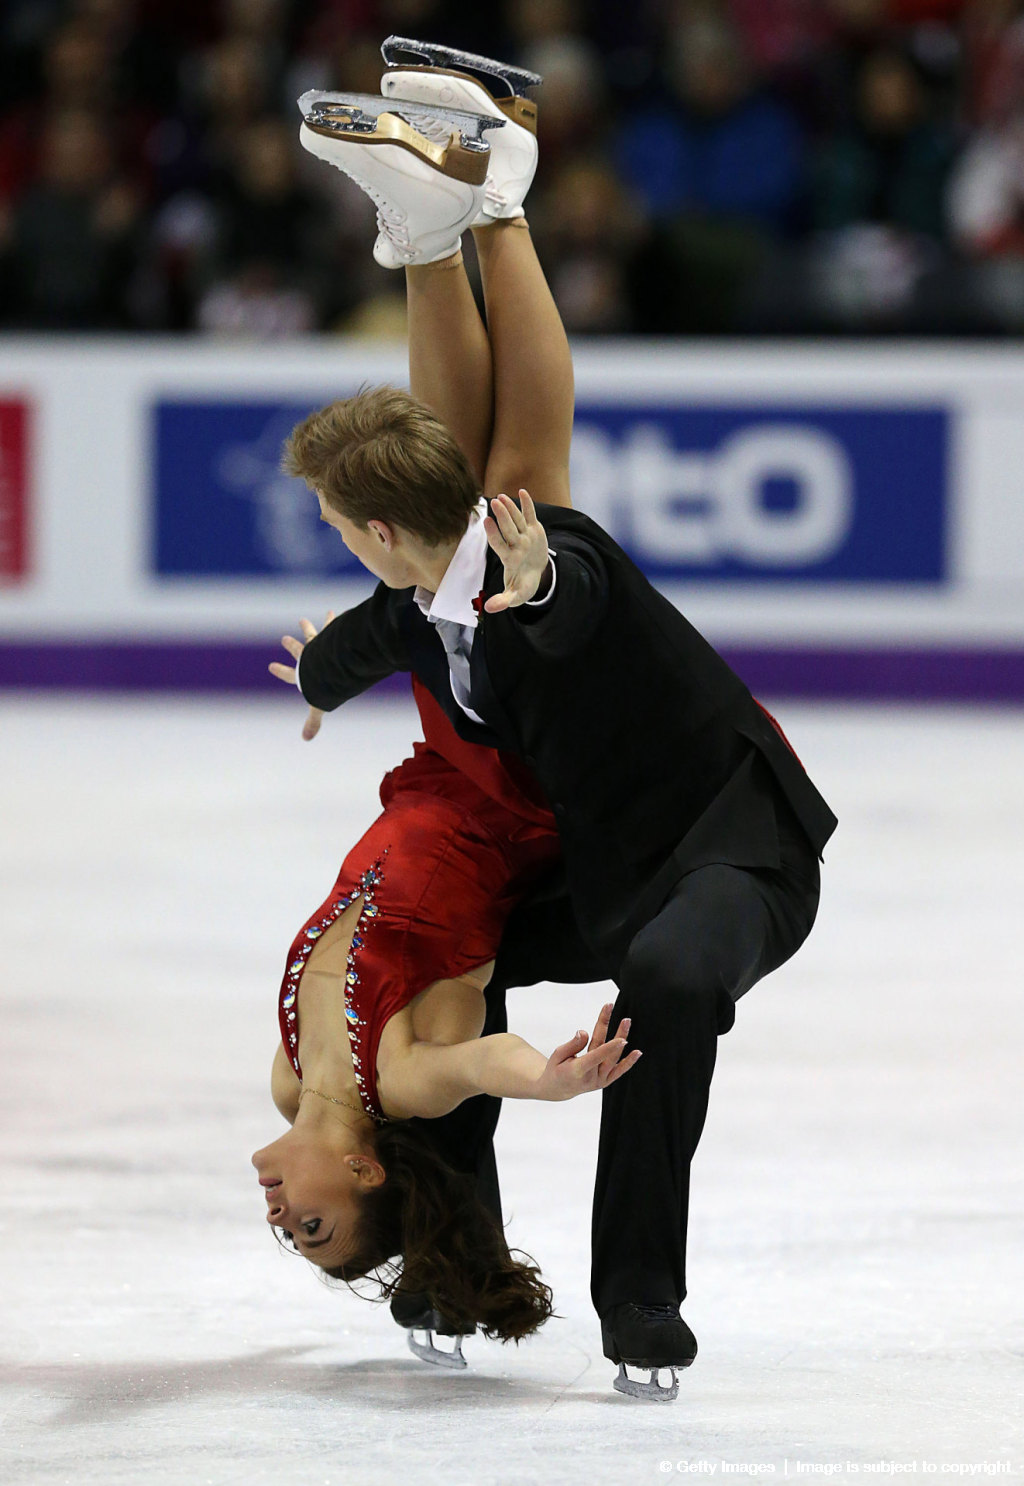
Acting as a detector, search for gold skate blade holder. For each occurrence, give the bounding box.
[298,90,501,186]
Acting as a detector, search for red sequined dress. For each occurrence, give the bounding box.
[278,678,560,1123]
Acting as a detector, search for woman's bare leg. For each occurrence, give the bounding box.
[471,220,574,508]
[405,251,494,486]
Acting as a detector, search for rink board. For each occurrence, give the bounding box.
[1,339,1023,695]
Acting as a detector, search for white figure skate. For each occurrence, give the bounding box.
[380,35,541,224]
[296,91,498,267]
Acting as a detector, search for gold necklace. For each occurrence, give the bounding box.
[299,1085,368,1118]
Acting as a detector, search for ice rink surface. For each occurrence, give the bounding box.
[1,694,1021,1486]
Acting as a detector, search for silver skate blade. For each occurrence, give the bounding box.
[297,90,504,150]
[612,1362,679,1402]
[407,1328,468,1370]
[381,35,542,96]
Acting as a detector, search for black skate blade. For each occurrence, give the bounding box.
[381,35,542,98]
[407,1329,468,1370]
[297,90,502,150]
[613,1362,679,1402]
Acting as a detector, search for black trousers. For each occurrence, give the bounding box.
[404,873,607,1264]
[590,805,821,1317]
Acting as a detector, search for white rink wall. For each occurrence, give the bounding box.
[1,338,1024,694]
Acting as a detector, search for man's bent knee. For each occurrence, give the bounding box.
[618,929,724,1015]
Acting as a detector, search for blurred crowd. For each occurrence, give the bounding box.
[6,0,1024,336]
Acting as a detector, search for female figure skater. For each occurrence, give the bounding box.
[256,42,634,1348]
[271,36,835,1401]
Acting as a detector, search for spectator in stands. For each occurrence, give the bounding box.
[948,57,1024,328]
[949,113,1024,255]
[808,43,957,323]
[508,0,607,168]
[188,115,339,336]
[183,33,281,191]
[962,0,1024,126]
[0,109,142,328]
[814,45,955,236]
[130,27,287,316]
[610,13,804,331]
[532,157,641,332]
[6,0,1024,335]
[810,0,901,131]
[613,14,804,229]
[0,18,127,207]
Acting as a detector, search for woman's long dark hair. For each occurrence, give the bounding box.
[322,1122,554,1342]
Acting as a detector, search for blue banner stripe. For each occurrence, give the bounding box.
[153,399,949,584]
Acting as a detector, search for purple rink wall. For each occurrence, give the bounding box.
[2,339,1023,702]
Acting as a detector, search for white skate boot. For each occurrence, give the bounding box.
[380,35,541,224]
[297,91,498,267]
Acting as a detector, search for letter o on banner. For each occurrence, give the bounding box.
[713,425,854,567]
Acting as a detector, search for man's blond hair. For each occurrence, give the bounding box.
[283,385,480,546]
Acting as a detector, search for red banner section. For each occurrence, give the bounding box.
[0,400,29,580]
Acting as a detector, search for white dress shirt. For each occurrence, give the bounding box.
[298,498,556,722]
[414,498,556,725]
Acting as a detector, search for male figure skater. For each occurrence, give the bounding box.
[273,38,837,1400]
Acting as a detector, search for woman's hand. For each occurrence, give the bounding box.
[533,1003,641,1103]
[268,612,334,740]
[483,490,551,612]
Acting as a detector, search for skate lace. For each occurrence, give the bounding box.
[404,113,454,147]
[631,1304,681,1322]
[393,110,502,212]
[349,173,412,254]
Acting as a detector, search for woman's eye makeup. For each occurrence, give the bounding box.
[275,1222,317,1249]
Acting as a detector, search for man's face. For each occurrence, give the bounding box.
[316,493,401,585]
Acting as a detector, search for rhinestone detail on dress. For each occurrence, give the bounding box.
[278,851,390,1125]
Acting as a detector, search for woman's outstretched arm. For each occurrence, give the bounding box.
[392,1004,640,1117]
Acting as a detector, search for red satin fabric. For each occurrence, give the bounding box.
[278,685,559,1120]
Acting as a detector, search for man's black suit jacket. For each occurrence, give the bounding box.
[299,504,838,966]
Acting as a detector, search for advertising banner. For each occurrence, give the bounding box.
[152,397,949,586]
[0,400,29,582]
[0,339,1022,697]
[572,404,948,583]
[153,400,359,579]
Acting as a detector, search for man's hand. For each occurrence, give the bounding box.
[483,490,550,613]
[533,1002,641,1103]
[268,612,335,741]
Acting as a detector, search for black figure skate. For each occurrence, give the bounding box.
[601,1303,698,1401]
[390,1289,475,1371]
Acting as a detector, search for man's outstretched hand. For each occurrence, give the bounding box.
[483,490,550,613]
[268,612,334,740]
